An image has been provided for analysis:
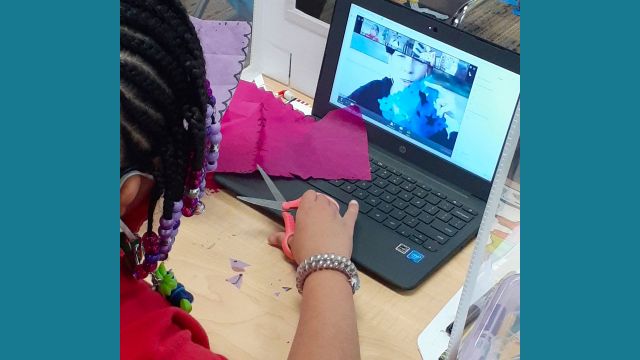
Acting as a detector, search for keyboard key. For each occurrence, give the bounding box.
[329,180,344,186]
[418,213,434,224]
[365,196,382,207]
[383,218,401,230]
[416,222,449,244]
[438,201,454,212]
[373,178,389,188]
[449,218,466,230]
[373,160,386,168]
[402,175,417,183]
[405,206,421,217]
[422,241,439,252]
[390,209,406,221]
[436,211,453,222]
[368,210,388,223]
[410,235,425,245]
[449,199,464,207]
[416,182,432,191]
[381,193,395,203]
[347,179,358,184]
[412,188,428,198]
[399,191,413,202]
[462,206,479,216]
[425,205,440,215]
[377,203,393,214]
[377,170,391,179]
[400,182,415,192]
[413,232,428,244]
[392,199,409,210]
[387,167,401,176]
[352,189,368,200]
[403,217,419,228]
[410,198,426,208]
[389,176,403,185]
[356,181,372,190]
[340,183,356,193]
[433,191,447,199]
[359,203,372,214]
[396,225,413,238]
[452,209,472,222]
[385,185,401,195]
[370,164,380,173]
[368,186,383,196]
[431,219,458,238]
[426,194,441,205]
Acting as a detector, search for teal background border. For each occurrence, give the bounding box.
[1,1,118,357]
[524,0,639,358]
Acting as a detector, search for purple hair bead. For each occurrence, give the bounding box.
[159,228,173,238]
[173,200,183,213]
[205,163,216,173]
[206,104,214,118]
[206,151,219,163]
[173,220,181,230]
[210,122,221,134]
[172,211,182,222]
[172,228,179,238]
[158,254,168,261]
[210,132,222,145]
[160,244,172,254]
[160,218,174,230]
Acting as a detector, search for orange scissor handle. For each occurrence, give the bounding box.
[280,199,301,261]
[281,211,296,261]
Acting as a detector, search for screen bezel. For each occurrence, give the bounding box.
[312,0,520,200]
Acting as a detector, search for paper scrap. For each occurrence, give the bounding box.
[230,258,251,272]
[217,81,371,180]
[282,287,292,292]
[274,292,281,297]
[226,273,244,289]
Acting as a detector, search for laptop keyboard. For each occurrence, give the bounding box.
[324,157,478,253]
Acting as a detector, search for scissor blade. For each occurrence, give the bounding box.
[237,196,283,211]
[256,165,286,203]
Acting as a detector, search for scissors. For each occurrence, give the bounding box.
[237,165,339,261]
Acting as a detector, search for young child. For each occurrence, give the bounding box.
[120,1,361,358]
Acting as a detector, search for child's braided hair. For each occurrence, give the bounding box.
[120,0,209,231]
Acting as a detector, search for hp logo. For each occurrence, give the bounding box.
[399,145,407,154]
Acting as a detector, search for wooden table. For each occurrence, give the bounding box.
[166,79,474,359]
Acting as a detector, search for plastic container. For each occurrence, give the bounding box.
[458,273,520,360]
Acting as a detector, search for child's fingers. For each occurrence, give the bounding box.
[267,232,286,247]
[342,200,359,228]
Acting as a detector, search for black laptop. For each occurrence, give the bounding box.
[216,0,520,290]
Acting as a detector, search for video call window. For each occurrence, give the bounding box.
[340,15,478,157]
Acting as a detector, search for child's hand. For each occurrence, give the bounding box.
[268,190,359,264]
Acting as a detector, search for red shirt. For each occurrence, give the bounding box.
[121,266,227,359]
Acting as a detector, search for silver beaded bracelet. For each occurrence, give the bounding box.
[296,253,360,294]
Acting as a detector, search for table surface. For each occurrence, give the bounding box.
[164,77,475,359]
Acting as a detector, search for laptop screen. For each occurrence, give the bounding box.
[329,4,520,181]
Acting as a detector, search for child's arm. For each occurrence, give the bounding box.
[268,190,361,360]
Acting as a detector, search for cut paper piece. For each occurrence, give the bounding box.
[230,258,251,272]
[226,273,244,289]
[190,18,251,121]
[274,292,281,297]
[282,287,292,292]
[217,81,371,180]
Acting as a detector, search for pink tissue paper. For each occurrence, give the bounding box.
[217,80,371,180]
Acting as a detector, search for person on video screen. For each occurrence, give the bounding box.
[348,40,434,116]
[364,25,380,42]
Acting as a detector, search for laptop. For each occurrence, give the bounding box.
[216,0,520,290]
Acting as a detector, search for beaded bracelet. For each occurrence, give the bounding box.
[296,254,361,295]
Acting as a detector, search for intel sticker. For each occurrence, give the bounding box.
[407,250,425,263]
